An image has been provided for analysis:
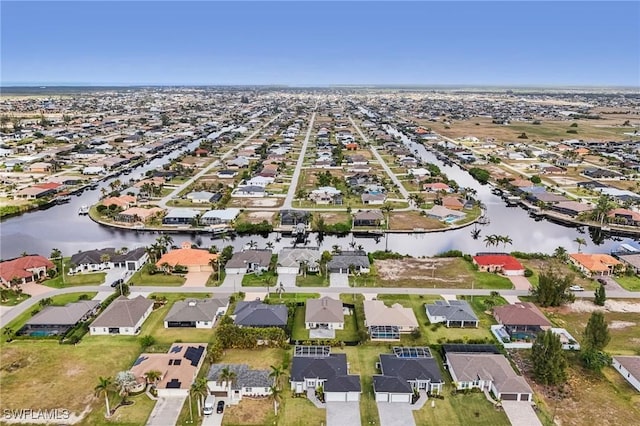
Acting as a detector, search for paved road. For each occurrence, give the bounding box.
[2,283,639,328]
[349,116,411,202]
[282,112,316,209]
[157,115,281,208]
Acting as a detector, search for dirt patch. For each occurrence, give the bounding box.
[221,397,272,425]
[389,211,446,231]
[568,299,640,313]
[316,212,349,225]
[376,258,466,283]
[609,320,636,329]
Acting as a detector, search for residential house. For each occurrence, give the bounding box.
[583,168,621,179]
[363,300,419,340]
[162,208,200,226]
[231,185,266,197]
[374,347,444,402]
[164,298,229,328]
[309,187,342,205]
[102,195,136,209]
[226,156,250,168]
[18,300,100,336]
[441,196,464,211]
[115,207,164,223]
[69,247,148,274]
[90,295,154,335]
[232,301,288,328]
[493,302,552,336]
[346,154,368,165]
[569,253,622,276]
[361,193,387,205]
[244,176,274,187]
[0,255,55,287]
[200,208,240,226]
[130,343,207,397]
[186,191,218,204]
[353,210,384,227]
[207,364,272,404]
[217,169,238,179]
[608,208,640,226]
[225,250,272,275]
[551,201,594,217]
[15,186,56,200]
[156,243,218,272]
[616,253,640,274]
[290,347,361,402]
[612,356,640,392]
[445,349,533,401]
[424,205,466,222]
[424,183,452,194]
[472,254,525,276]
[305,297,344,330]
[327,251,370,274]
[276,248,320,275]
[280,210,311,228]
[425,300,478,328]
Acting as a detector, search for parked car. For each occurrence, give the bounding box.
[203,395,215,415]
[569,285,584,291]
[597,278,607,285]
[216,400,225,414]
[111,278,124,288]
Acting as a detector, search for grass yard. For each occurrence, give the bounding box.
[44,258,106,288]
[291,305,359,342]
[267,292,319,303]
[220,348,286,369]
[0,289,31,306]
[138,293,214,347]
[614,274,640,291]
[542,307,640,355]
[519,258,595,290]
[389,211,447,230]
[79,392,156,426]
[296,273,328,287]
[413,390,510,426]
[0,337,141,417]
[278,393,326,426]
[221,398,276,426]
[242,270,277,287]
[129,264,185,286]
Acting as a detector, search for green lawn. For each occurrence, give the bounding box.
[614,274,640,291]
[138,293,214,347]
[0,289,31,306]
[128,264,185,286]
[43,258,106,288]
[241,270,277,287]
[278,394,326,426]
[291,305,360,342]
[413,390,510,426]
[267,292,319,303]
[296,273,328,287]
[78,391,156,426]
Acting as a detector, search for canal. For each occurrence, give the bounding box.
[0,125,636,259]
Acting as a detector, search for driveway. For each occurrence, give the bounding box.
[377,402,415,426]
[220,273,244,291]
[326,401,360,426]
[104,267,127,287]
[146,396,187,426]
[508,276,532,291]
[278,273,297,288]
[329,273,350,288]
[201,397,228,426]
[501,401,542,426]
[19,282,52,297]
[184,271,211,287]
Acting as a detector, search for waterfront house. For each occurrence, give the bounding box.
[156,243,218,272]
[225,250,272,275]
[612,356,640,392]
[353,210,384,227]
[569,253,622,276]
[607,208,640,226]
[164,298,229,328]
[424,205,466,222]
[305,297,344,330]
[115,207,164,223]
[276,248,320,275]
[363,300,418,340]
[232,301,288,328]
[200,208,240,225]
[15,186,56,200]
[207,364,272,404]
[90,295,154,335]
[162,208,200,226]
[0,255,55,287]
[441,196,464,210]
[423,182,452,193]
[550,201,594,217]
[290,347,361,402]
[102,195,136,209]
[425,300,478,328]
[327,251,370,274]
[472,254,525,276]
[279,210,311,227]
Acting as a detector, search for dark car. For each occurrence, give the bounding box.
[111,278,124,288]
[216,400,225,414]
[597,278,607,285]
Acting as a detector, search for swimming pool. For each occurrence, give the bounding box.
[29,330,58,337]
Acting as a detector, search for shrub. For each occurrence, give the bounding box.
[139,335,156,348]
[435,250,464,258]
[524,268,534,277]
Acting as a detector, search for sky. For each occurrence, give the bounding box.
[1,1,639,87]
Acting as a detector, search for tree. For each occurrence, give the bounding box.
[207,341,223,364]
[144,370,162,387]
[532,269,576,307]
[218,367,237,395]
[531,330,567,385]
[269,364,284,388]
[100,253,111,265]
[553,246,568,262]
[498,235,513,249]
[483,234,497,248]
[94,377,114,417]
[574,237,587,253]
[190,377,208,414]
[594,284,606,306]
[139,334,156,348]
[114,371,137,402]
[50,248,62,273]
[583,311,610,352]
[269,385,283,416]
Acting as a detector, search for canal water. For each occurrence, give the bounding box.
[0,125,636,259]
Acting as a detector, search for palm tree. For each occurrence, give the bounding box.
[275,281,285,299]
[264,275,275,298]
[269,385,283,416]
[50,248,63,278]
[190,377,208,414]
[269,364,284,388]
[209,258,220,283]
[483,235,497,248]
[247,240,258,250]
[553,246,568,261]
[144,370,162,388]
[498,235,513,249]
[574,237,587,253]
[471,227,481,240]
[265,241,274,250]
[94,376,114,417]
[218,367,237,397]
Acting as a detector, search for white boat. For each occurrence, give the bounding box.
[78,205,89,215]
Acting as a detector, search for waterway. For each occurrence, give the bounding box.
[0,125,637,259]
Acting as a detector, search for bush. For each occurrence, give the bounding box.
[524,268,534,277]
[435,250,463,258]
[139,335,156,348]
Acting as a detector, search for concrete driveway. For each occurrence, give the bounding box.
[329,273,349,288]
[501,401,542,426]
[146,396,186,426]
[508,276,532,291]
[220,273,244,291]
[377,402,415,426]
[326,401,360,426]
[19,282,52,297]
[278,273,297,288]
[104,267,126,286]
[201,397,228,426]
[184,271,211,287]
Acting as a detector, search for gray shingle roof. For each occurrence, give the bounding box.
[164,298,229,323]
[26,300,99,326]
[327,251,370,270]
[291,353,361,392]
[446,353,533,395]
[91,295,153,328]
[233,301,288,327]
[305,297,344,324]
[277,248,320,268]
[379,354,444,383]
[206,364,271,389]
[70,247,146,266]
[425,300,478,323]
[226,250,272,269]
[373,375,412,393]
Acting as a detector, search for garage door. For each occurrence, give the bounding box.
[391,394,410,403]
[376,393,389,402]
[325,392,347,402]
[347,392,360,402]
[519,394,530,401]
[501,393,518,401]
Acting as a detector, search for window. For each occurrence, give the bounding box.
[245,387,252,393]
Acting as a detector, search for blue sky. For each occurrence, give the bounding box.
[2,1,639,86]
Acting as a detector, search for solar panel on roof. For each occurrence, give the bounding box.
[166,378,181,388]
[173,359,182,365]
[393,347,432,358]
[184,345,205,366]
[133,356,148,366]
[170,345,183,354]
[294,345,330,357]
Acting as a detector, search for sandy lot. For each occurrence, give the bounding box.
[376,258,466,283]
[242,211,276,223]
[568,299,640,313]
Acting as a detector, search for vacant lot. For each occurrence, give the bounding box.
[519,257,595,290]
[374,257,512,289]
[389,211,446,231]
[414,390,510,426]
[222,397,275,426]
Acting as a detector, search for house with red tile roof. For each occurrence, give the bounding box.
[156,242,219,272]
[423,182,452,193]
[608,208,640,226]
[472,254,525,276]
[569,253,622,276]
[442,196,464,211]
[0,255,55,287]
[102,195,136,209]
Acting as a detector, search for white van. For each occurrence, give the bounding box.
[203,395,215,415]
